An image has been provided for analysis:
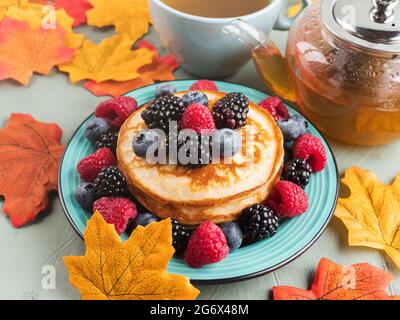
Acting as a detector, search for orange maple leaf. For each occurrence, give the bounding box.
[0,114,65,227]
[273,258,400,300]
[64,212,200,300]
[84,40,179,96]
[5,6,85,49]
[0,17,75,85]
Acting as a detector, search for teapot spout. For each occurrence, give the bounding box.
[223,19,269,49]
[224,20,296,103]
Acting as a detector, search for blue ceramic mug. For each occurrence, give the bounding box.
[149,0,308,78]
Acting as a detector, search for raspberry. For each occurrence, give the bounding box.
[184,221,229,268]
[93,197,137,234]
[190,80,218,91]
[267,181,309,218]
[179,103,216,134]
[259,97,289,122]
[77,148,116,182]
[95,96,137,129]
[293,134,327,172]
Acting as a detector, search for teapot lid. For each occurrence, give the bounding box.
[321,0,400,54]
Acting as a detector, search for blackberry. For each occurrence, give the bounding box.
[282,158,312,188]
[141,95,186,132]
[95,131,118,154]
[212,92,249,129]
[172,219,191,254]
[93,166,126,197]
[239,204,279,243]
[177,133,212,168]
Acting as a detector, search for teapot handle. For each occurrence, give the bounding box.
[274,0,310,31]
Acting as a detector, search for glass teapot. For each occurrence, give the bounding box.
[225,0,400,146]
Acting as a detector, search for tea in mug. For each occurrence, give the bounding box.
[162,0,271,18]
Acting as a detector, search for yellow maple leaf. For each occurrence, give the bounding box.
[0,0,17,17]
[58,35,155,83]
[4,6,38,25]
[86,0,151,42]
[335,167,400,269]
[64,212,199,300]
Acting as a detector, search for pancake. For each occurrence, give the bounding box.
[128,178,278,225]
[117,91,284,225]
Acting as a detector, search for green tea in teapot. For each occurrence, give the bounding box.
[162,0,271,18]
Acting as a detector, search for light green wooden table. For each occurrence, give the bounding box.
[0,26,399,300]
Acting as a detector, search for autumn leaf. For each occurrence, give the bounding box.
[86,0,151,42]
[0,114,65,227]
[84,40,179,96]
[58,35,155,83]
[273,258,399,300]
[0,0,21,20]
[27,0,50,3]
[55,0,92,27]
[0,17,75,85]
[17,2,85,49]
[64,212,200,300]
[4,6,39,26]
[335,167,400,269]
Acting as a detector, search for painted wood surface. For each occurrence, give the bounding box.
[0,27,399,300]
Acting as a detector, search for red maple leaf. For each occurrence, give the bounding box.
[55,0,93,27]
[273,258,400,300]
[0,114,65,227]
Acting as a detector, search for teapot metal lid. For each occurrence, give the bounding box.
[321,0,400,54]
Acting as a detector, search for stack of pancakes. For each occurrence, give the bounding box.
[117,91,284,225]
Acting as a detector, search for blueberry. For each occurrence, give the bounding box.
[132,129,161,158]
[134,213,160,227]
[181,91,209,107]
[291,114,308,136]
[220,222,243,252]
[284,143,293,163]
[74,183,96,209]
[85,118,110,143]
[213,128,242,158]
[278,117,302,142]
[155,84,177,98]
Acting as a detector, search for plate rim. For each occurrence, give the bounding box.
[58,79,339,285]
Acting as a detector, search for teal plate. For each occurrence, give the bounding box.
[59,80,339,284]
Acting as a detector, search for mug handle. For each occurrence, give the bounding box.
[273,0,310,31]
